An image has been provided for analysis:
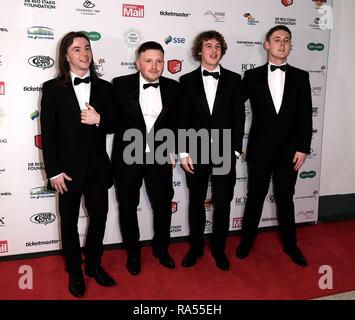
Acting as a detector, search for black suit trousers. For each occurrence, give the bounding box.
[115,163,174,254]
[241,158,298,249]
[58,167,108,274]
[186,159,236,254]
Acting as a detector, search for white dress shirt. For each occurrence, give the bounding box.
[268,62,286,114]
[201,65,220,114]
[139,73,163,152]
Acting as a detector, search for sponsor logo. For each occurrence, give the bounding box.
[232,217,242,229]
[0,240,8,253]
[95,58,105,73]
[297,210,315,219]
[0,28,9,32]
[164,35,186,45]
[28,162,44,171]
[25,239,60,247]
[23,86,42,92]
[173,180,182,187]
[312,107,318,117]
[313,0,327,8]
[0,192,12,197]
[0,138,8,144]
[235,197,247,206]
[160,10,191,17]
[244,13,259,25]
[123,28,142,48]
[307,43,325,51]
[204,199,213,210]
[76,1,100,15]
[204,10,225,22]
[30,111,39,120]
[120,61,136,71]
[34,134,42,149]
[0,217,5,226]
[30,212,56,225]
[241,63,256,74]
[30,187,55,199]
[275,16,296,25]
[296,190,318,200]
[81,31,101,41]
[0,168,5,175]
[266,195,275,203]
[27,26,54,40]
[122,4,144,18]
[236,40,262,47]
[261,217,278,222]
[312,86,322,96]
[24,0,56,9]
[167,59,182,74]
[0,81,4,95]
[171,201,178,213]
[281,0,293,6]
[299,170,317,179]
[170,225,182,233]
[28,55,54,69]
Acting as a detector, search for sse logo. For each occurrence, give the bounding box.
[299,171,316,179]
[28,56,54,69]
[167,59,182,74]
[30,212,56,225]
[164,35,186,45]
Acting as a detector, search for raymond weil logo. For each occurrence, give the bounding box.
[80,31,101,41]
[307,43,324,51]
[122,4,144,18]
[299,171,317,179]
[167,59,182,74]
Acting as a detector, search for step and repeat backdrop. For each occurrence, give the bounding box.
[0,0,332,257]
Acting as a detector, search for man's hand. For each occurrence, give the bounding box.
[181,156,194,174]
[50,173,72,194]
[293,151,307,171]
[81,103,100,125]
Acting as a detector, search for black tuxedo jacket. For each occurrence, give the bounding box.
[40,78,114,192]
[242,63,312,163]
[111,72,180,171]
[178,66,245,161]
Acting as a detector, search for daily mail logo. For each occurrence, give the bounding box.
[122,4,144,18]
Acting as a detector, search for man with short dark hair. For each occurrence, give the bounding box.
[236,25,312,267]
[111,41,180,275]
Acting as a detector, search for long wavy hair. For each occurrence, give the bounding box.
[56,31,100,86]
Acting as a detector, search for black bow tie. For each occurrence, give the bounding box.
[203,69,220,79]
[143,82,159,89]
[270,64,286,72]
[74,76,91,86]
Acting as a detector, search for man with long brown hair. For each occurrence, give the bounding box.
[40,31,116,297]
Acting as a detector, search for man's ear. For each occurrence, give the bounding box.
[264,41,270,50]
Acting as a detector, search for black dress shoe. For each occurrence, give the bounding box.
[284,247,308,267]
[85,266,116,287]
[153,251,175,269]
[212,253,230,271]
[68,273,86,298]
[126,254,141,275]
[181,249,203,267]
[236,243,253,259]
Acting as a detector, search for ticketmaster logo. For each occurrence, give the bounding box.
[307,43,324,51]
[299,171,316,179]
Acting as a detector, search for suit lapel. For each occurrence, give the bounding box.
[192,68,211,116]
[261,63,278,115]
[211,66,225,116]
[154,76,168,128]
[64,83,82,120]
[129,73,146,128]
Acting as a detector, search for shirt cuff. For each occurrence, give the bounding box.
[50,173,63,180]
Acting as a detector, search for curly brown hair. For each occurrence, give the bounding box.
[191,30,227,62]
